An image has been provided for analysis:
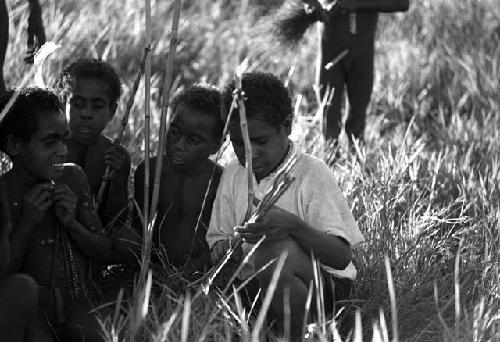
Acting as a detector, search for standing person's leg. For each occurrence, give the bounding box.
[318,18,349,143]
[0,274,38,342]
[345,18,377,144]
[345,44,374,143]
[0,0,8,94]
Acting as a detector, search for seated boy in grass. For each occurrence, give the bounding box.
[57,58,130,228]
[0,183,38,342]
[207,72,364,340]
[134,84,223,275]
[0,88,112,341]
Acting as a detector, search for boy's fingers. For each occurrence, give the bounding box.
[39,200,53,212]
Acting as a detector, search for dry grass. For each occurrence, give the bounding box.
[2,0,500,340]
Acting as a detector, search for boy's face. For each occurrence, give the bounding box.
[68,77,115,145]
[14,110,69,181]
[229,116,290,181]
[166,104,219,171]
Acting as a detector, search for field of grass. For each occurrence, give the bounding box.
[3,0,500,341]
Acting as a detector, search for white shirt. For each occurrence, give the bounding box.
[207,144,364,280]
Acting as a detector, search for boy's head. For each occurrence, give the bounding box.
[0,88,69,181]
[222,72,293,181]
[57,58,121,146]
[166,83,223,171]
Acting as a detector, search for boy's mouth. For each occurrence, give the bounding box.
[168,154,185,165]
[51,163,70,172]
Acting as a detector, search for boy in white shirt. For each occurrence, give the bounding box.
[207,72,364,339]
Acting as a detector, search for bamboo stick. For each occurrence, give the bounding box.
[96,49,149,208]
[149,0,182,221]
[234,73,255,221]
[142,0,152,270]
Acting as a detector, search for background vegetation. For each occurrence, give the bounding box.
[3,0,500,340]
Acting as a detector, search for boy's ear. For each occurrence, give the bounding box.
[109,102,118,119]
[281,117,293,136]
[210,139,223,155]
[4,135,19,156]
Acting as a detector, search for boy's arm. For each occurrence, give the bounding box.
[54,168,112,263]
[237,207,352,269]
[103,144,131,222]
[8,183,54,273]
[0,184,10,278]
[206,168,238,263]
[236,158,363,270]
[103,143,131,226]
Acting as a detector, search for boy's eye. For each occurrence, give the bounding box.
[70,98,85,109]
[92,100,107,110]
[188,136,201,145]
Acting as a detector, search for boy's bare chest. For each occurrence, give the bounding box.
[158,175,212,217]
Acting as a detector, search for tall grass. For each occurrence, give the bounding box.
[3,0,499,340]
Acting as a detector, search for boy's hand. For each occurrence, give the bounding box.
[53,184,78,227]
[20,183,54,228]
[210,239,243,264]
[235,206,299,244]
[104,143,128,179]
[25,2,46,64]
[0,184,10,240]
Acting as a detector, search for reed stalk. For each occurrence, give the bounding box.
[149,0,182,221]
[96,49,149,208]
[233,73,255,221]
[143,0,152,243]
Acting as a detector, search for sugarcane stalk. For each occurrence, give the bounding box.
[142,0,152,265]
[233,74,255,221]
[96,49,149,209]
[149,0,182,223]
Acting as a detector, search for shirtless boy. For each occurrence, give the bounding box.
[57,58,130,228]
[134,83,223,274]
[0,88,111,341]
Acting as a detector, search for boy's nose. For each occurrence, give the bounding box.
[57,142,68,158]
[79,106,92,119]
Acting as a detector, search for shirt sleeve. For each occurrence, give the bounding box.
[299,158,364,247]
[206,167,237,249]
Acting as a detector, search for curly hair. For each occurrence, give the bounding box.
[57,58,122,113]
[0,88,63,154]
[172,83,223,140]
[222,72,293,129]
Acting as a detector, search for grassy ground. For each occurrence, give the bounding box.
[3,0,500,341]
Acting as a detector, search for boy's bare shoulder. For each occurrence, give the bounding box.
[61,162,87,182]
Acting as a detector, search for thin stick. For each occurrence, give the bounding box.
[234,73,255,221]
[149,0,182,221]
[143,0,152,245]
[96,49,149,208]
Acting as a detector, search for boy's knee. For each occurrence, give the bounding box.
[1,274,38,314]
[254,239,313,282]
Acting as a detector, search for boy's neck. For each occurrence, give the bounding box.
[166,155,212,177]
[256,141,291,182]
[7,166,45,189]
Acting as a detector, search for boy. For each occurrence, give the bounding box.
[207,72,364,339]
[134,83,223,274]
[0,88,112,341]
[57,58,130,228]
[0,183,38,342]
